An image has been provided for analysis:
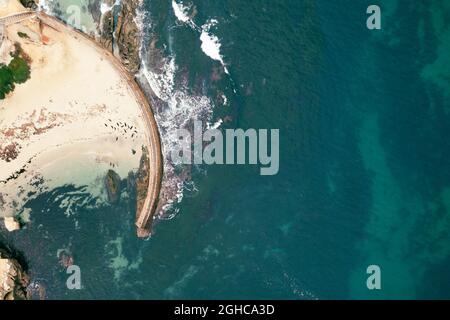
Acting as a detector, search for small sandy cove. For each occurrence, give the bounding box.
[0,1,156,221]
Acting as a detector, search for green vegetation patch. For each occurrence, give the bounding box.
[0,66,15,99]
[9,57,30,84]
[0,44,31,99]
[17,32,30,39]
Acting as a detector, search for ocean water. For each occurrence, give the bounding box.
[1,0,450,299]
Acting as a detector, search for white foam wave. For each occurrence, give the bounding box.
[140,59,176,101]
[133,3,146,33]
[135,2,232,218]
[208,118,223,130]
[221,94,228,106]
[171,0,191,24]
[138,54,214,216]
[100,0,122,15]
[200,19,229,74]
[38,0,54,13]
[171,1,229,74]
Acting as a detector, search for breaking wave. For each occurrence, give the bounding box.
[200,19,229,74]
[100,0,121,15]
[171,0,229,74]
[134,3,221,219]
[38,0,54,13]
[171,0,191,24]
[137,54,213,218]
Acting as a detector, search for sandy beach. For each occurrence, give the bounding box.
[0,2,162,234]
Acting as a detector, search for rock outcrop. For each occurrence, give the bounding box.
[0,248,29,300]
[98,0,142,74]
[19,0,37,10]
[57,249,74,268]
[105,169,122,204]
[4,217,21,232]
[97,0,114,52]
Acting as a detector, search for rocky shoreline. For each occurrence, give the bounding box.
[98,0,142,74]
[0,247,29,300]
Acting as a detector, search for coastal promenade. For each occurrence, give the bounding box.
[0,10,35,25]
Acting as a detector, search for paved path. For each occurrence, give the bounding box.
[0,11,36,26]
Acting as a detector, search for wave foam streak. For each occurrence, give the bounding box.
[134,0,234,221]
[171,0,229,74]
[138,53,213,219]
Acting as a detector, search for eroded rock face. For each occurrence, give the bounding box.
[0,248,29,300]
[99,0,142,74]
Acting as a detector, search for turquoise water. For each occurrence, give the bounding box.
[1,0,450,299]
